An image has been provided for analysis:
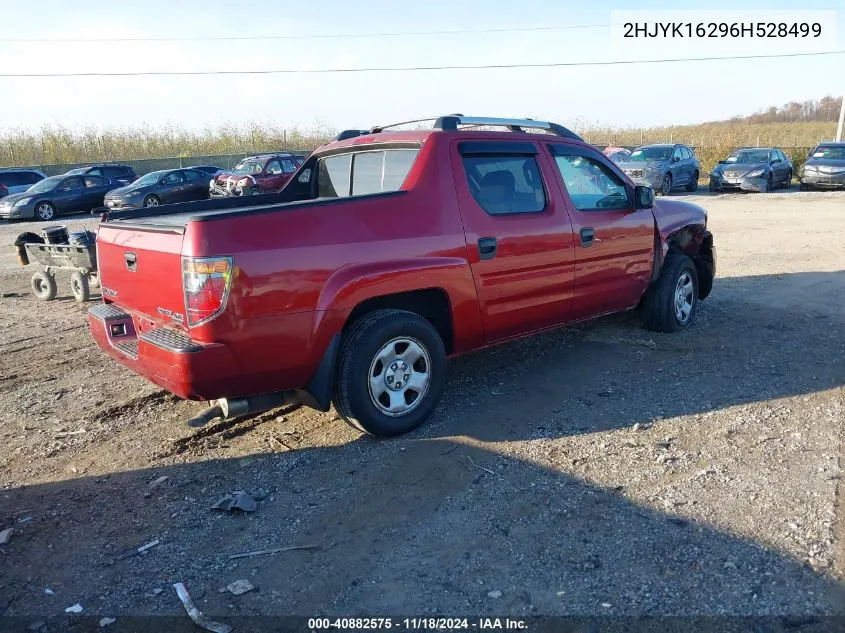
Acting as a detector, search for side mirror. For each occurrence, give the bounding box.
[633,185,654,209]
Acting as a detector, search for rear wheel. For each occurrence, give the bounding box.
[70,271,91,302]
[143,195,160,208]
[333,309,446,437]
[659,174,673,196]
[686,171,699,192]
[35,202,55,221]
[31,272,57,301]
[642,254,699,333]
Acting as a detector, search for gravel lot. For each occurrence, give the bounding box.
[0,189,843,625]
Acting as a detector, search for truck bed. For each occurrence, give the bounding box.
[103,191,406,230]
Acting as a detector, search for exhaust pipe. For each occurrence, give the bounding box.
[186,391,297,428]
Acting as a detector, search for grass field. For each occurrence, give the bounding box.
[0,119,839,176]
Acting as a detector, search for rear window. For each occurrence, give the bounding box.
[317,149,420,198]
[103,166,130,178]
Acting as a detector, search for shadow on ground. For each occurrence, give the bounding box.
[1,272,843,626]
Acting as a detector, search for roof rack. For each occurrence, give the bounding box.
[334,115,583,142]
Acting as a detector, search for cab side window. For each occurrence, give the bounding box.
[553,153,629,211]
[461,155,546,216]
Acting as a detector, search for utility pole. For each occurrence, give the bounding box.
[836,94,844,142]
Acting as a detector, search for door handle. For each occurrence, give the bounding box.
[478,237,497,260]
[580,227,595,247]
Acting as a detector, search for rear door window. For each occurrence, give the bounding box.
[265,160,283,175]
[182,169,203,181]
[0,173,19,187]
[461,155,546,215]
[281,159,298,173]
[84,176,108,187]
[59,176,85,191]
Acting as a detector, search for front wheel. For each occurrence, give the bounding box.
[686,171,699,192]
[31,271,57,301]
[35,202,56,221]
[642,254,699,333]
[708,179,719,193]
[333,309,447,437]
[659,174,673,196]
[70,271,91,302]
[782,171,792,189]
[143,195,160,208]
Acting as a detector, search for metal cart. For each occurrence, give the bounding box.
[23,241,99,302]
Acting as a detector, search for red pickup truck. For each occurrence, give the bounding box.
[88,116,715,436]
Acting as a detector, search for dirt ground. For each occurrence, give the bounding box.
[0,188,844,627]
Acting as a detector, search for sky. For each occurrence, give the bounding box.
[1,0,843,133]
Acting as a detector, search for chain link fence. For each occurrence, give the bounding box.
[14,151,311,177]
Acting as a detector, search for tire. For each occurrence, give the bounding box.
[763,174,773,193]
[686,171,699,192]
[708,179,719,193]
[333,309,447,437]
[642,254,699,333]
[782,171,792,189]
[800,182,810,192]
[143,195,160,208]
[70,271,91,302]
[659,173,672,196]
[35,202,56,221]
[31,271,57,301]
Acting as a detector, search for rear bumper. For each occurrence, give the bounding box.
[88,303,242,400]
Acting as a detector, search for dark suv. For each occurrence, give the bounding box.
[66,164,138,187]
[0,168,46,195]
[617,144,701,196]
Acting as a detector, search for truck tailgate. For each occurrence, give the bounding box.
[97,223,186,325]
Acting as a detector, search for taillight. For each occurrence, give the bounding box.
[182,256,234,327]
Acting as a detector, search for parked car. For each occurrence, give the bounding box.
[66,164,138,187]
[709,148,792,193]
[103,168,210,210]
[0,174,114,221]
[617,144,701,196]
[186,165,223,176]
[88,115,715,438]
[0,168,46,195]
[603,146,632,164]
[800,143,845,190]
[209,154,304,197]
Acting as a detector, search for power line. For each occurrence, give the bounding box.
[0,9,828,43]
[1,50,842,78]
